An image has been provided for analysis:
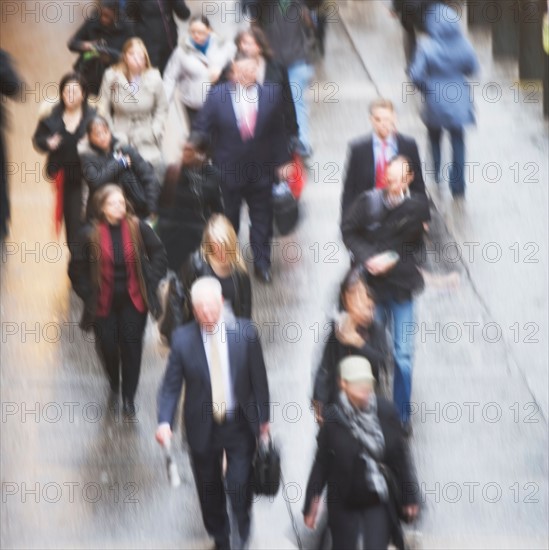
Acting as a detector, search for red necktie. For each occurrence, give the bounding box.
[240,105,257,141]
[375,140,387,189]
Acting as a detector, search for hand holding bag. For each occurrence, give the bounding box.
[253,437,281,496]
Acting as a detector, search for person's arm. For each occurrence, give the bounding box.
[172,0,191,21]
[32,119,55,153]
[190,86,218,147]
[341,194,378,264]
[247,323,270,430]
[238,271,252,319]
[312,328,337,415]
[157,340,186,428]
[162,48,181,105]
[67,20,95,53]
[340,144,362,217]
[68,225,94,302]
[80,151,123,193]
[407,41,428,86]
[139,221,168,316]
[0,50,23,99]
[407,139,426,196]
[97,69,115,126]
[303,425,330,527]
[130,148,160,215]
[152,72,169,145]
[280,65,299,141]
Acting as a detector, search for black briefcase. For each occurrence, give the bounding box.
[253,438,281,496]
[272,181,299,236]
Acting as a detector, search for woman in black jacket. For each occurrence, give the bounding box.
[79,115,159,221]
[304,356,419,550]
[313,268,388,423]
[156,140,224,272]
[33,72,97,247]
[182,213,252,320]
[69,184,167,416]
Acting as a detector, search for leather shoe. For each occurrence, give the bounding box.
[254,267,272,283]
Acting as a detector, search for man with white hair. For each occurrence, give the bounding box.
[156,276,270,550]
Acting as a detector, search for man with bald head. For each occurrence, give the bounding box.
[341,156,430,434]
[156,277,270,549]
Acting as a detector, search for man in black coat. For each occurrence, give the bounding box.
[341,156,430,431]
[125,0,190,74]
[192,55,292,283]
[0,49,23,241]
[341,98,425,217]
[304,356,419,549]
[156,277,271,550]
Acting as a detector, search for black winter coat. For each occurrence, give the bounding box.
[304,397,419,547]
[68,10,133,95]
[156,163,224,271]
[79,138,159,218]
[341,190,430,302]
[313,321,388,407]
[33,104,97,180]
[69,218,167,326]
[126,0,190,74]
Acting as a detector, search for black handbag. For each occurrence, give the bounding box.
[158,271,190,344]
[252,437,281,496]
[272,181,299,236]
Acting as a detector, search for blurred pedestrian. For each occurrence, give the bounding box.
[98,38,168,176]
[182,214,252,320]
[125,0,190,75]
[68,0,132,95]
[225,27,299,148]
[69,184,167,417]
[33,72,97,247]
[79,115,159,221]
[408,2,479,198]
[157,141,224,273]
[247,0,316,157]
[163,16,235,127]
[156,277,270,550]
[304,356,419,549]
[312,268,388,423]
[341,98,425,217]
[341,157,430,432]
[192,55,292,283]
[0,49,23,241]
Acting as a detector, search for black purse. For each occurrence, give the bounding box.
[252,437,281,496]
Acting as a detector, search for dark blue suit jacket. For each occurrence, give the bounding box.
[157,318,270,455]
[341,133,426,216]
[192,81,291,190]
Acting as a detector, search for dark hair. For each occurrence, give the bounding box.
[59,72,88,110]
[189,15,211,28]
[86,114,110,136]
[339,267,376,311]
[235,27,273,60]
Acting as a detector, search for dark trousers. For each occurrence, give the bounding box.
[427,126,465,196]
[222,181,273,270]
[190,416,256,549]
[184,105,200,129]
[63,180,84,254]
[329,503,391,549]
[93,292,148,403]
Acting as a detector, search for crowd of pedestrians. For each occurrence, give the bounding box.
[0,0,485,548]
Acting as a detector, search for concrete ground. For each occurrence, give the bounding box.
[1,1,547,549]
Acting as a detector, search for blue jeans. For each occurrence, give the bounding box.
[427,126,465,195]
[376,299,415,424]
[287,60,314,152]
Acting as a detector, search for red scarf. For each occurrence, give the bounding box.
[97,219,146,316]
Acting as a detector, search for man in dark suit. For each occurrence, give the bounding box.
[341,98,425,217]
[192,54,292,283]
[341,157,430,434]
[156,277,270,550]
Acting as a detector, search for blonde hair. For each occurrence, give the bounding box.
[201,214,247,273]
[114,38,153,79]
[369,98,394,115]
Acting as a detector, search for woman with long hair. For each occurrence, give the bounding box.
[33,72,97,246]
[69,184,167,416]
[182,213,251,320]
[98,38,168,174]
